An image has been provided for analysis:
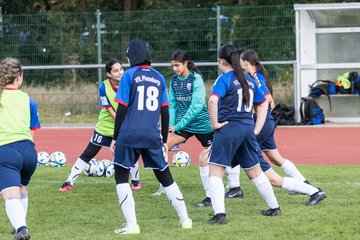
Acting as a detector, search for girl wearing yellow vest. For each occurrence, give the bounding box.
[59,59,141,192]
[0,57,41,240]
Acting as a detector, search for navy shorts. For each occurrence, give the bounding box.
[90,130,112,147]
[209,122,260,170]
[0,140,37,192]
[174,130,213,147]
[256,119,277,151]
[231,143,271,172]
[257,146,271,172]
[114,145,169,171]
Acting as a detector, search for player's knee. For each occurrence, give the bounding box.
[153,167,174,187]
[79,144,101,162]
[199,148,210,167]
[114,165,130,184]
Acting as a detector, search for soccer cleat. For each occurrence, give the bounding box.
[306,189,327,206]
[195,197,212,207]
[11,227,16,234]
[14,226,30,240]
[131,180,142,190]
[225,187,244,198]
[152,186,165,196]
[261,207,281,216]
[180,218,192,229]
[59,182,73,192]
[114,224,140,235]
[206,213,227,225]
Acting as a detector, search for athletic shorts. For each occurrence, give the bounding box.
[209,121,260,170]
[174,130,213,147]
[230,142,271,172]
[113,145,168,171]
[257,147,271,172]
[256,119,277,151]
[0,140,37,192]
[90,130,112,147]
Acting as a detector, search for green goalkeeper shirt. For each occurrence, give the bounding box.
[169,72,212,134]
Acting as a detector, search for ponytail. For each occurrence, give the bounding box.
[242,49,273,95]
[255,62,273,95]
[218,45,250,107]
[187,60,201,74]
[0,58,23,106]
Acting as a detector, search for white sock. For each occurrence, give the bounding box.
[116,183,137,228]
[5,198,26,230]
[209,176,225,215]
[163,182,189,222]
[251,172,279,209]
[130,162,139,181]
[199,166,210,198]
[66,158,89,184]
[20,192,28,218]
[226,165,240,188]
[282,177,318,195]
[280,159,306,182]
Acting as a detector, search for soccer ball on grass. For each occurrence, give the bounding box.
[173,151,191,168]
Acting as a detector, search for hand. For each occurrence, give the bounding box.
[110,140,116,155]
[254,129,259,136]
[212,121,228,131]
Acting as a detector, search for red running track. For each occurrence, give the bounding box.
[34,126,360,165]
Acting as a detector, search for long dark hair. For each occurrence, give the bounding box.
[240,49,273,95]
[170,49,201,74]
[218,44,250,106]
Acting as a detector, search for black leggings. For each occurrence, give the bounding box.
[79,142,102,162]
[114,164,174,187]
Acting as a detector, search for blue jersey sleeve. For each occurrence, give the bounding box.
[253,82,266,105]
[115,71,132,106]
[29,98,41,130]
[245,73,266,105]
[159,75,169,106]
[254,72,270,96]
[98,82,111,108]
[211,74,228,98]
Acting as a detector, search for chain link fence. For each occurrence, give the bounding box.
[0,5,295,123]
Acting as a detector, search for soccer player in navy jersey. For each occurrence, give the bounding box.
[59,59,141,192]
[239,49,326,205]
[110,39,192,234]
[206,44,280,225]
[0,57,41,240]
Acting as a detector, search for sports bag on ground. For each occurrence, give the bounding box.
[299,97,325,125]
[271,103,295,126]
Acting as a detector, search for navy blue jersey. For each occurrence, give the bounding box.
[253,71,273,121]
[211,71,266,125]
[115,65,169,148]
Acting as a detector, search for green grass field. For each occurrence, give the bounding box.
[1,165,359,240]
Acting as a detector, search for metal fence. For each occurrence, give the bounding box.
[0,5,296,123]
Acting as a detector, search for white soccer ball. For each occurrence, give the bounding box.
[100,159,112,170]
[95,161,105,177]
[84,159,99,176]
[173,151,191,168]
[49,151,67,167]
[105,164,115,177]
[37,151,50,166]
